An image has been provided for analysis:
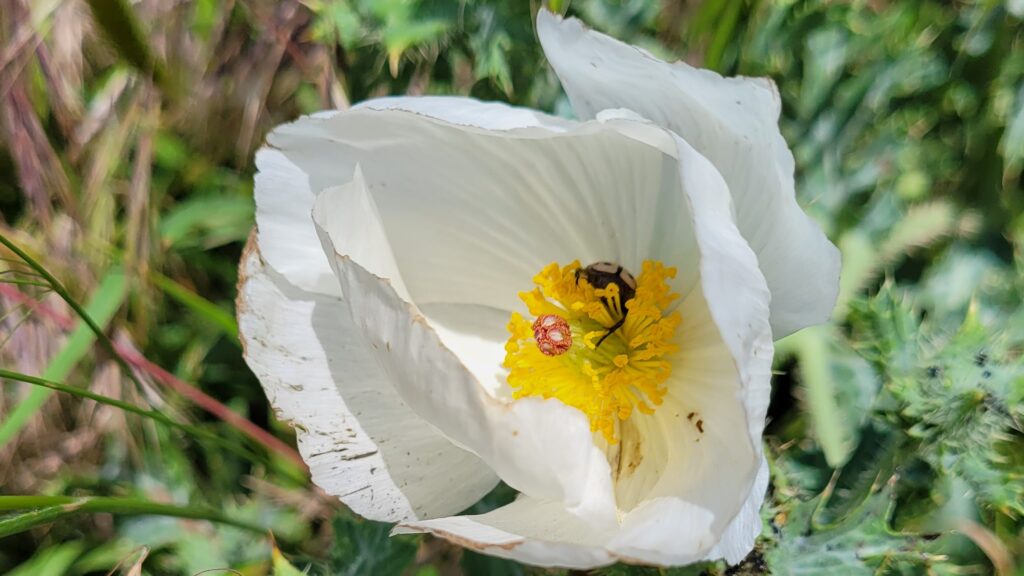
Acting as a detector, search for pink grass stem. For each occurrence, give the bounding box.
[0,283,307,471]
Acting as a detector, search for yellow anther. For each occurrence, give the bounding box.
[503,260,681,443]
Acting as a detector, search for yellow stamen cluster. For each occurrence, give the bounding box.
[503,260,682,443]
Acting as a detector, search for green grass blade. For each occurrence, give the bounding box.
[149,271,239,342]
[0,269,127,447]
[0,496,267,536]
[9,544,85,576]
[705,0,742,71]
[0,279,51,288]
[0,368,260,463]
[0,234,147,395]
[4,541,84,575]
[0,504,85,540]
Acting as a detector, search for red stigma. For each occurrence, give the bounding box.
[532,314,572,356]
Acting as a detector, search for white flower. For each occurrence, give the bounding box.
[238,10,839,570]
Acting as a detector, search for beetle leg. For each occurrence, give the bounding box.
[595,316,626,348]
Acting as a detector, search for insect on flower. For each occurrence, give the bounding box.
[574,261,637,348]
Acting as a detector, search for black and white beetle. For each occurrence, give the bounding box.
[575,262,637,348]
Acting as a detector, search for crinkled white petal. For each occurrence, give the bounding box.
[417,302,514,399]
[310,168,411,301]
[667,127,773,568]
[537,9,840,338]
[237,239,498,521]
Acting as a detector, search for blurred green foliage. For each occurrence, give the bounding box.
[0,0,1021,574]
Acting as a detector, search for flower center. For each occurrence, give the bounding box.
[503,261,682,444]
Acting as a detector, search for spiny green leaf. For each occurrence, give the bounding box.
[817,422,902,527]
[328,514,418,576]
[767,480,955,575]
[851,290,1024,517]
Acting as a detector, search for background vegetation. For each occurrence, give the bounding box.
[0,0,1021,574]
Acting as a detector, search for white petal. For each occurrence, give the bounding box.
[537,9,841,337]
[309,168,412,301]
[313,218,618,526]
[255,96,568,295]
[608,497,717,565]
[418,302,514,399]
[237,239,498,521]
[395,496,716,569]
[668,135,772,556]
[311,170,512,399]
[704,456,770,564]
[396,497,616,569]
[254,147,341,296]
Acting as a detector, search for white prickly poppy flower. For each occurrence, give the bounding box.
[237,9,839,570]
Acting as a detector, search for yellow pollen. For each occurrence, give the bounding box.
[503,260,682,443]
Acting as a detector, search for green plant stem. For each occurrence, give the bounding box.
[0,368,263,464]
[0,234,147,395]
[0,496,266,537]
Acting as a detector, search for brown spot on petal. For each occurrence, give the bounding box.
[609,418,644,483]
